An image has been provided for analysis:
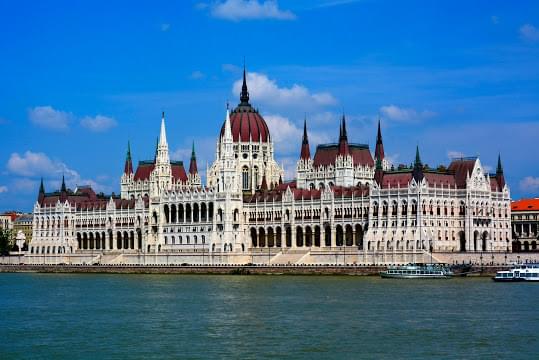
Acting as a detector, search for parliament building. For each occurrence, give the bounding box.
[27,70,512,265]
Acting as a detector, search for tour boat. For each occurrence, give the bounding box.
[493,263,539,282]
[380,264,453,279]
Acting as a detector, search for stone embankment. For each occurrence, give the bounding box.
[0,264,504,276]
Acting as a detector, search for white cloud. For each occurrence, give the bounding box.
[6,151,110,193]
[265,114,330,153]
[447,150,465,160]
[520,176,539,192]
[190,70,205,79]
[80,115,117,132]
[28,106,72,131]
[12,178,37,193]
[161,23,171,31]
[520,24,539,42]
[210,0,295,21]
[222,63,241,73]
[0,185,7,193]
[232,72,337,108]
[380,104,436,122]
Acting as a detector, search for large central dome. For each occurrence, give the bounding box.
[220,69,270,143]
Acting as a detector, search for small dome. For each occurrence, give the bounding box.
[219,67,271,143]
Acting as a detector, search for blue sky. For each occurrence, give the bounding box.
[1,0,539,211]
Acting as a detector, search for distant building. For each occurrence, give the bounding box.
[13,214,33,246]
[511,199,539,252]
[0,212,18,231]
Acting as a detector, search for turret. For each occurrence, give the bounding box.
[496,153,506,190]
[374,117,385,162]
[60,175,67,202]
[189,141,198,175]
[124,141,133,175]
[337,114,349,156]
[300,117,310,160]
[38,177,45,203]
[412,145,424,183]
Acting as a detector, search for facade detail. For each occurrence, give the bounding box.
[27,70,512,264]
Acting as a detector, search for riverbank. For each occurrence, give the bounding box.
[0,264,505,276]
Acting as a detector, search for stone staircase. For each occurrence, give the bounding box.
[269,249,310,265]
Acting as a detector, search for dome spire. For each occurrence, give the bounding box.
[240,61,250,105]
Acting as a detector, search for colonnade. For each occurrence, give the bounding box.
[250,224,364,249]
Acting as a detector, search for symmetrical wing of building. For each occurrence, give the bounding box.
[28,70,512,264]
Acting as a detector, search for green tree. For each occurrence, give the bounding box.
[0,228,13,255]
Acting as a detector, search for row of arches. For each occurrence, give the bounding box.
[250,224,364,248]
[76,230,142,251]
[30,245,69,254]
[164,235,206,245]
[163,202,214,224]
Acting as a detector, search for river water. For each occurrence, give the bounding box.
[0,274,537,359]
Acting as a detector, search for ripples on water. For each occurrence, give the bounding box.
[1,274,538,359]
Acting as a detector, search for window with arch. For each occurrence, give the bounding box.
[253,166,259,189]
[242,166,249,190]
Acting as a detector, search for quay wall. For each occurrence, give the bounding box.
[0,264,506,276]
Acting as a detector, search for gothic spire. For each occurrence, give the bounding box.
[496,153,503,174]
[496,153,506,189]
[240,62,250,105]
[61,174,66,192]
[413,145,424,182]
[189,141,198,175]
[300,116,310,160]
[124,141,133,175]
[338,114,349,156]
[159,111,168,147]
[39,177,45,194]
[375,117,385,161]
[38,177,45,203]
[414,145,422,168]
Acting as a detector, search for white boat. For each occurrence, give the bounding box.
[380,264,453,279]
[493,263,539,282]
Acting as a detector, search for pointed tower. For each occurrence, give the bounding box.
[495,153,506,190]
[38,177,45,203]
[412,145,424,183]
[338,114,350,156]
[374,117,385,162]
[189,141,198,175]
[124,141,133,175]
[300,117,310,160]
[374,157,384,186]
[240,63,250,105]
[152,111,172,195]
[60,174,67,202]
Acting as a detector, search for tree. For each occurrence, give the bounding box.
[0,228,13,255]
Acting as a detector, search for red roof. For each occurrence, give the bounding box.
[448,159,476,188]
[220,107,270,142]
[380,173,413,188]
[512,198,539,211]
[246,184,369,203]
[133,161,188,182]
[313,144,374,167]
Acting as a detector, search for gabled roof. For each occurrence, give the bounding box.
[313,143,374,167]
[133,160,188,182]
[447,158,476,188]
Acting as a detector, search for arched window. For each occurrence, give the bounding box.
[242,166,249,190]
[253,166,259,189]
